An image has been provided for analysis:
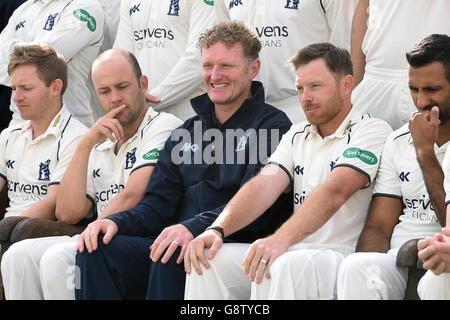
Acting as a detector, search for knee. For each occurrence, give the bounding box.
[2,239,38,269]
[338,253,377,278]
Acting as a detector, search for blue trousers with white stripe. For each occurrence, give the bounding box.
[75,234,186,300]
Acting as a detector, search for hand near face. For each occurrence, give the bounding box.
[82,105,126,148]
[409,106,440,153]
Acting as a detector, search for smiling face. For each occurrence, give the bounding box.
[92,53,148,127]
[408,61,450,124]
[201,41,260,112]
[295,58,350,134]
[11,64,61,122]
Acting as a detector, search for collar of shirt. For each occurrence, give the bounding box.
[31,0,55,4]
[305,106,360,141]
[407,133,450,155]
[96,106,159,152]
[19,105,72,141]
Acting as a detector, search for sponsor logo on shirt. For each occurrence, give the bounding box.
[285,0,299,10]
[15,20,26,31]
[134,28,174,41]
[38,160,51,181]
[168,0,180,16]
[95,184,124,204]
[134,27,174,50]
[294,190,307,205]
[73,9,97,32]
[43,13,59,31]
[255,25,289,48]
[404,196,439,223]
[129,3,141,15]
[143,148,160,160]
[343,147,378,165]
[125,147,137,169]
[204,0,214,6]
[7,180,47,196]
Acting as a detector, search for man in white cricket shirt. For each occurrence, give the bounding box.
[413,35,450,300]
[114,0,217,121]
[184,42,392,300]
[0,44,87,221]
[0,48,183,299]
[0,0,104,127]
[351,0,450,130]
[215,0,358,124]
[337,34,450,300]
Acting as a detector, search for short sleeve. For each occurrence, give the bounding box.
[132,113,183,171]
[334,118,392,186]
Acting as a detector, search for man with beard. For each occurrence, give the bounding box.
[415,35,450,300]
[337,34,450,300]
[184,42,392,300]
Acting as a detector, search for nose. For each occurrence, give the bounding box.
[210,65,221,82]
[300,88,312,104]
[415,90,432,111]
[13,88,23,103]
[110,89,122,105]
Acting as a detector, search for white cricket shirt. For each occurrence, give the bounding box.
[373,123,446,249]
[114,0,217,121]
[85,108,183,214]
[0,105,88,217]
[268,107,392,252]
[0,0,105,127]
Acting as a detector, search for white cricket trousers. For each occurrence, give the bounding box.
[352,65,414,131]
[336,250,408,300]
[418,270,450,299]
[185,243,347,300]
[1,235,79,300]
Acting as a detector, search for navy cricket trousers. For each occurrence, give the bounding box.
[75,234,186,300]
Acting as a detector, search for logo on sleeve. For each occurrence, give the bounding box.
[203,0,214,5]
[73,9,97,32]
[43,13,59,31]
[15,21,26,31]
[143,148,160,160]
[130,3,141,15]
[38,160,51,181]
[343,147,378,165]
[229,0,243,9]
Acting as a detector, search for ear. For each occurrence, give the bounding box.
[249,58,261,80]
[139,75,148,92]
[50,79,64,97]
[341,74,353,95]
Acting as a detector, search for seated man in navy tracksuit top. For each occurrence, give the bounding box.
[75,21,293,299]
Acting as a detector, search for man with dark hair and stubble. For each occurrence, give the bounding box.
[337,34,450,300]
